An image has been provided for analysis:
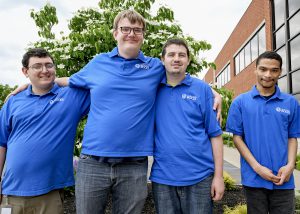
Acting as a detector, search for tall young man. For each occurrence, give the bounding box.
[150,38,224,214]
[226,51,299,214]
[0,48,89,214]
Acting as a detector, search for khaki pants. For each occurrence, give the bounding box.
[0,189,64,214]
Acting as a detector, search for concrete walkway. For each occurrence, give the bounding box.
[224,145,300,190]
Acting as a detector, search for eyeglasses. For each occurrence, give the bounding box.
[119,27,144,35]
[28,63,55,72]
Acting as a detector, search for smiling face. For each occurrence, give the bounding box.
[113,18,144,59]
[255,58,282,92]
[162,44,190,79]
[22,56,55,95]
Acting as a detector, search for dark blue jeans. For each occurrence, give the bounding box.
[244,186,295,214]
[75,154,148,214]
[152,176,213,214]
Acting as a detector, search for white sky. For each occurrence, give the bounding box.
[0,0,251,86]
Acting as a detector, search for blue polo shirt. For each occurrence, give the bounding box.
[150,75,222,186]
[0,84,90,196]
[69,47,164,157]
[226,85,300,190]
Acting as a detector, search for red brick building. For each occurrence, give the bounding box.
[204,0,300,102]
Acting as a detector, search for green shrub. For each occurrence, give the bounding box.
[222,133,235,148]
[296,194,300,211]
[214,87,234,130]
[224,203,247,214]
[224,171,237,191]
[296,154,300,171]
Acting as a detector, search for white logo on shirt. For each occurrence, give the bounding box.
[135,63,149,70]
[181,94,197,101]
[275,107,290,114]
[50,98,64,105]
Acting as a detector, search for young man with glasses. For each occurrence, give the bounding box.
[0,48,90,214]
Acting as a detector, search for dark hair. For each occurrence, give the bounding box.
[256,51,282,69]
[161,38,190,58]
[22,48,54,68]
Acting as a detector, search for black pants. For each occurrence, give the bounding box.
[243,186,295,214]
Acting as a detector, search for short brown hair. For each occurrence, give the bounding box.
[113,10,146,31]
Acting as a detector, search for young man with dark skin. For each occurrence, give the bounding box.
[226,51,299,214]
[150,39,224,214]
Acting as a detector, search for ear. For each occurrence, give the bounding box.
[22,67,29,78]
[161,57,165,65]
[113,29,118,40]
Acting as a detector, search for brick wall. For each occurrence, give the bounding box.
[204,0,273,98]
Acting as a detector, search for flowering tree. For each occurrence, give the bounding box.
[30,0,215,77]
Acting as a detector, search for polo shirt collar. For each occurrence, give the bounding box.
[251,85,284,100]
[25,83,59,96]
[161,74,192,86]
[108,47,147,63]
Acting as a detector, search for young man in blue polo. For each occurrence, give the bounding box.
[0,48,90,213]
[226,51,299,214]
[150,38,224,214]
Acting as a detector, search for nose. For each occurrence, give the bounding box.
[41,65,49,72]
[128,29,135,36]
[173,54,180,61]
[264,70,272,77]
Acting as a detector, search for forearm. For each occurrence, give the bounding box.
[233,135,260,171]
[211,135,223,177]
[287,138,298,168]
[55,77,69,86]
[0,147,7,179]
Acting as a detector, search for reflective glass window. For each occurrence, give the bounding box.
[289,11,300,38]
[274,0,285,29]
[274,26,285,49]
[276,47,287,76]
[245,42,251,67]
[291,70,300,93]
[258,27,266,55]
[288,0,300,17]
[235,54,240,75]
[251,35,259,61]
[278,76,288,93]
[290,35,300,70]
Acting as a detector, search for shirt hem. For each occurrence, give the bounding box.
[81,149,153,157]
[150,173,213,186]
[3,181,74,196]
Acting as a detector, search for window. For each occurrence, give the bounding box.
[278,76,288,93]
[291,70,300,93]
[216,64,230,88]
[290,35,300,71]
[289,11,300,39]
[234,26,266,75]
[273,0,300,96]
[276,47,286,76]
[274,0,285,29]
[288,0,300,17]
